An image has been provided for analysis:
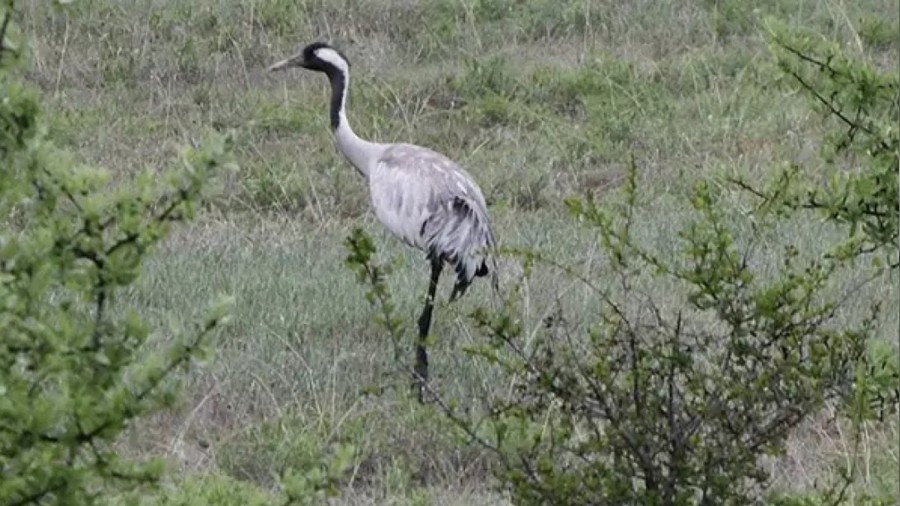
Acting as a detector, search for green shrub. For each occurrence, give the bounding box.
[345,159,888,504]
[454,165,875,504]
[0,2,352,504]
[0,3,234,505]
[428,24,895,506]
[342,18,897,506]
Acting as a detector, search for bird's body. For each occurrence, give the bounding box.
[269,42,497,400]
[369,144,494,294]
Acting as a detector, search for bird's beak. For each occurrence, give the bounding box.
[267,54,304,72]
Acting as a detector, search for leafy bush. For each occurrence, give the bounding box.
[439,26,895,506]
[0,2,352,504]
[447,164,876,505]
[345,159,892,504]
[342,20,898,506]
[0,5,234,505]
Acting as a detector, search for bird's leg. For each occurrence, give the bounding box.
[413,256,442,403]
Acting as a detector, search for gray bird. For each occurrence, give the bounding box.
[268,42,498,400]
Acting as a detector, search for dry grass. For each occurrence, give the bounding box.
[24,0,899,502]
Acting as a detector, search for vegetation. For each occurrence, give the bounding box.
[9,0,899,504]
[0,3,232,503]
[1,0,350,503]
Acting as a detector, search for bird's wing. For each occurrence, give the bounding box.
[370,144,496,285]
[368,149,438,249]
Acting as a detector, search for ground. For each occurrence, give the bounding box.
[25,0,899,503]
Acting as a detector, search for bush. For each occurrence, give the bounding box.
[0,2,351,504]
[437,25,896,506]
[0,7,236,505]
[0,2,233,504]
[449,163,876,505]
[347,159,891,504]
[343,20,898,506]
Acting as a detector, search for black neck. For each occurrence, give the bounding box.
[326,67,346,131]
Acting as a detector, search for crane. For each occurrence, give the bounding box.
[268,42,498,401]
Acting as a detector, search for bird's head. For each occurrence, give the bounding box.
[267,42,350,76]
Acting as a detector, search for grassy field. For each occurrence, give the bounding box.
[24,0,899,503]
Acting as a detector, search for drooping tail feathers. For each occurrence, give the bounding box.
[477,254,500,297]
[422,195,499,302]
[447,248,499,302]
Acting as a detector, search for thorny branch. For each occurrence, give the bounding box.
[777,42,893,153]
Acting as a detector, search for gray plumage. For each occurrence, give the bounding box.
[370,144,496,298]
[269,41,498,400]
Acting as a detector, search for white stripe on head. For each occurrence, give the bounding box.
[315,47,349,75]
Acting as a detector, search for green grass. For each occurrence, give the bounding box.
[24,0,899,502]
